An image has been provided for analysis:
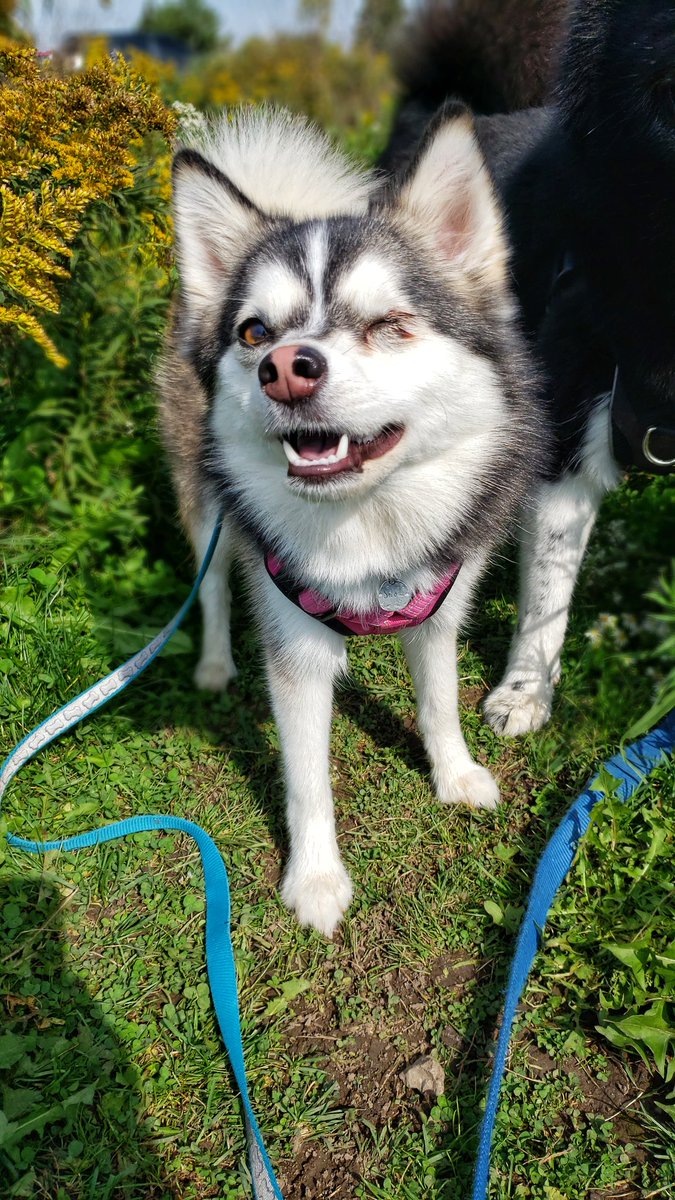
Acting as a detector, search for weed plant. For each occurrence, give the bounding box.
[0,131,673,1199]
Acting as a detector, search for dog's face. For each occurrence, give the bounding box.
[205,213,512,504]
[171,108,533,525]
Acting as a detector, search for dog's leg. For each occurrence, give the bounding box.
[401,620,500,810]
[483,471,606,735]
[263,602,351,936]
[191,514,237,692]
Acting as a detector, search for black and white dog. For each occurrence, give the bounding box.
[383,0,675,736]
[158,107,544,934]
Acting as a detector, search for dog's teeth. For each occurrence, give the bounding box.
[282,439,304,466]
[282,433,351,467]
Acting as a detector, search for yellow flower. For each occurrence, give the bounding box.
[0,41,176,365]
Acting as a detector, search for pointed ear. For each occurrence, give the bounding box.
[393,103,511,301]
[171,148,265,316]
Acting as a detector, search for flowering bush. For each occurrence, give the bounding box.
[0,42,176,366]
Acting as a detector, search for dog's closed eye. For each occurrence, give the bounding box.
[365,311,415,344]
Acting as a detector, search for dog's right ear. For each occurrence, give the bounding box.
[171,149,265,317]
[387,101,511,305]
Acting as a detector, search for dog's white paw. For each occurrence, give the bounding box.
[436,765,500,811]
[194,656,237,692]
[483,681,552,736]
[280,862,353,937]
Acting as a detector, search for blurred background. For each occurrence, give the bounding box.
[8,0,406,147]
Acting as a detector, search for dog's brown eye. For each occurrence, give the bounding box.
[238,318,270,346]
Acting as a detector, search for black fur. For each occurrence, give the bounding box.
[382,0,675,477]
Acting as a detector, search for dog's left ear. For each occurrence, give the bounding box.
[390,102,511,305]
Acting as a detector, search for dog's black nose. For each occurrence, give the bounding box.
[258,344,327,405]
[292,346,327,381]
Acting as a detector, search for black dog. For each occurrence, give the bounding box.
[383,0,675,735]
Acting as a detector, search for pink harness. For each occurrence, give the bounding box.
[265,552,461,636]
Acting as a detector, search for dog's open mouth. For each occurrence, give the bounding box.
[281,426,404,479]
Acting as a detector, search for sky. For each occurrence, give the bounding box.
[26,0,366,51]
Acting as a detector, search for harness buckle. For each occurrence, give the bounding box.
[642,426,675,468]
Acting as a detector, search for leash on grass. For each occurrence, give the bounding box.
[1,520,673,1200]
[470,704,675,1200]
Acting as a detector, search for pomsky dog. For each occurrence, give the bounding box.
[158,106,545,935]
[383,0,675,737]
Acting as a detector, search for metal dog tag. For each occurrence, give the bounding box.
[377,578,414,611]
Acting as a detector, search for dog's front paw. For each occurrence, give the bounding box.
[435,765,500,811]
[280,862,353,937]
[194,655,237,692]
[483,680,552,736]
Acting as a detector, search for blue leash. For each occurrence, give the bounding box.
[470,706,675,1200]
[1,519,673,1199]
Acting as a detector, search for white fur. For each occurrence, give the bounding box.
[401,557,500,810]
[305,225,328,331]
[179,107,375,220]
[171,108,527,934]
[192,514,237,692]
[239,262,308,332]
[210,331,510,609]
[201,328,509,932]
[172,109,375,325]
[338,257,407,318]
[484,400,622,735]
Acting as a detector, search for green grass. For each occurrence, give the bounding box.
[1,158,674,1200]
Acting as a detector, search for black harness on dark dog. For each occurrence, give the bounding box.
[549,254,675,475]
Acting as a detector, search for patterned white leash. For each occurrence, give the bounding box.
[1,517,281,1199]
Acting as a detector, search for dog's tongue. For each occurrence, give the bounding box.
[297,433,340,460]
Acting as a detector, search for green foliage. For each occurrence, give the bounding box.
[542,778,675,1084]
[0,117,673,1200]
[626,568,675,736]
[0,42,175,366]
[140,0,222,54]
[111,28,397,155]
[1,143,175,584]
[297,0,332,35]
[355,0,406,49]
[176,33,396,152]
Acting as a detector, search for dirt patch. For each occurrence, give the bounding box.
[567,1050,651,1122]
[564,1046,653,1158]
[430,951,479,991]
[287,982,429,1126]
[460,684,486,709]
[280,951,487,1198]
[280,1141,362,1199]
[522,1038,655,1158]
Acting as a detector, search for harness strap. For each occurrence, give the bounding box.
[264,552,461,636]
